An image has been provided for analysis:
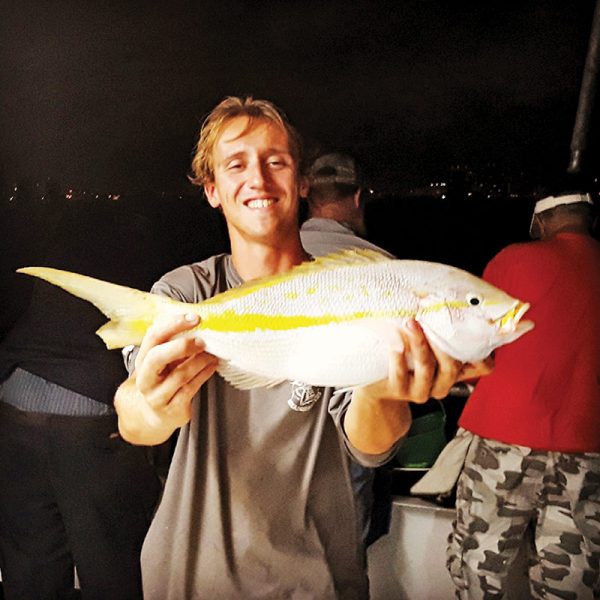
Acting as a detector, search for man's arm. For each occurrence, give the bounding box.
[344,319,492,455]
[114,314,218,446]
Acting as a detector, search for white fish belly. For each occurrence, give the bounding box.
[200,322,390,388]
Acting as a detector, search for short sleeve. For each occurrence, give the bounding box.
[328,388,405,468]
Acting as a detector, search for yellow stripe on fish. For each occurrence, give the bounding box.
[199,301,485,333]
[199,309,416,332]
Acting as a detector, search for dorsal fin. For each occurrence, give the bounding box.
[202,248,392,307]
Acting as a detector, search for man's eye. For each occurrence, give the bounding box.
[268,159,285,168]
[227,162,243,171]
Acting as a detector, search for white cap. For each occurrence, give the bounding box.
[533,192,593,215]
[530,192,593,238]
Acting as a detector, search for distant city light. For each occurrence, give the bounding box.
[3,164,599,207]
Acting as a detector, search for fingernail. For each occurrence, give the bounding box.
[405,318,418,332]
[185,313,198,323]
[194,333,205,347]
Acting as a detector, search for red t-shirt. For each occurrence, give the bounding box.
[459,233,600,452]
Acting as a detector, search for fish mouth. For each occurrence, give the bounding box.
[494,301,533,333]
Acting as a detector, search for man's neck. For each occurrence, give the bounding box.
[230,236,310,281]
[544,222,590,239]
[310,202,349,223]
[308,202,365,237]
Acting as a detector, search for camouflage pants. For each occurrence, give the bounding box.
[447,433,600,599]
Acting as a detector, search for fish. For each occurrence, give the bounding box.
[17,249,533,390]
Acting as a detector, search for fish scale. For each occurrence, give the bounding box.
[201,263,417,324]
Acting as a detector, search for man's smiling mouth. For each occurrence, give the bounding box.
[245,198,276,208]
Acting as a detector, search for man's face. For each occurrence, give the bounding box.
[204,116,305,247]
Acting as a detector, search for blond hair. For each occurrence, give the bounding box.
[189,96,303,185]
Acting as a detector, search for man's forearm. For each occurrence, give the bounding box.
[344,388,412,455]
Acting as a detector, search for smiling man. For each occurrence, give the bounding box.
[202,108,309,278]
[114,96,475,599]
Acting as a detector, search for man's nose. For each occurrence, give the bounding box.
[248,162,269,187]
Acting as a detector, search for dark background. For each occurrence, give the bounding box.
[1,1,598,191]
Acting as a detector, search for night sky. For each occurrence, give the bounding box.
[1,0,598,194]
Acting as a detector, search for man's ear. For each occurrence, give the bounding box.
[299,175,309,199]
[529,214,541,239]
[204,183,220,208]
[353,189,362,209]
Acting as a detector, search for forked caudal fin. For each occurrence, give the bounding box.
[17,267,171,349]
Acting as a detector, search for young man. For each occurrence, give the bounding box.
[115,96,479,599]
[447,192,600,599]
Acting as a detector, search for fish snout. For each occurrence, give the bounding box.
[494,301,532,333]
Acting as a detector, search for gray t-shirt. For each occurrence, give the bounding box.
[299,218,393,259]
[138,253,397,599]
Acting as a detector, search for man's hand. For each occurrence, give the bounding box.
[457,357,494,382]
[345,319,492,455]
[115,313,218,445]
[356,319,463,404]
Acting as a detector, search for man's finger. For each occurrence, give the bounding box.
[403,319,436,403]
[142,350,218,409]
[385,326,411,398]
[165,359,220,419]
[428,345,462,399]
[136,313,200,368]
[458,357,494,382]
[136,333,208,396]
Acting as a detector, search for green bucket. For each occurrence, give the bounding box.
[395,403,447,469]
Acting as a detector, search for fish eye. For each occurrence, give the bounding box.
[467,294,482,306]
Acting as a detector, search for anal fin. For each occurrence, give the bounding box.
[216,360,287,390]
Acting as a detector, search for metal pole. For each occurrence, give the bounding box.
[568,0,600,174]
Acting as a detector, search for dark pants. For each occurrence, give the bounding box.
[0,402,160,600]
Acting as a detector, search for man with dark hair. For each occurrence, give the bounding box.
[447,192,600,599]
[115,97,486,599]
[301,152,381,250]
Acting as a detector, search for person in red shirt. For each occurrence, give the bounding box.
[447,192,600,599]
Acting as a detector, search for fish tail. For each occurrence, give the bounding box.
[17,267,165,349]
